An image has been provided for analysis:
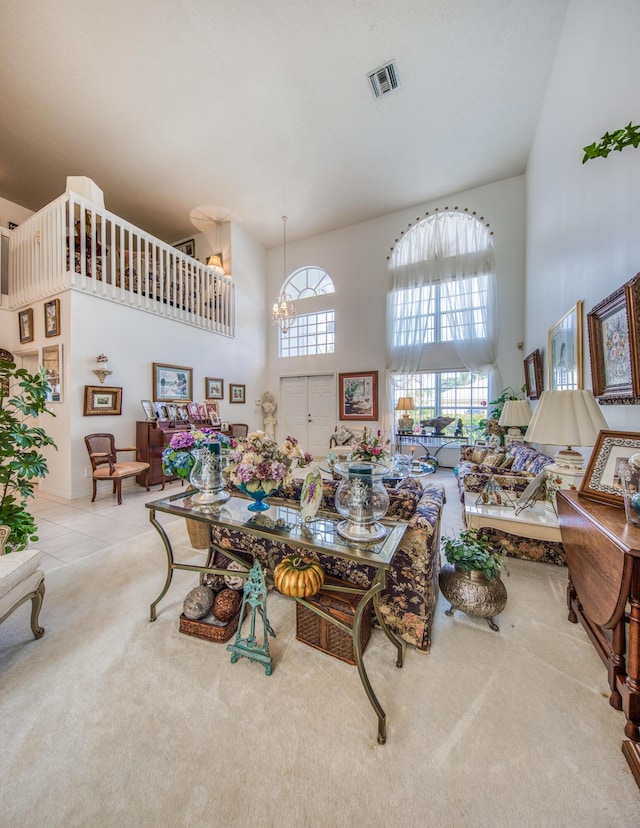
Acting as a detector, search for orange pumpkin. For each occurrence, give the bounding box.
[274,554,324,598]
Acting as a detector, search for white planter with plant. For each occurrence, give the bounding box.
[439,527,508,631]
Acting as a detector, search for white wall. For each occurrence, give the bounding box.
[266,175,527,431]
[0,196,34,229]
[526,0,640,437]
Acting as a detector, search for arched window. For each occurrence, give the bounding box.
[278,267,335,358]
[386,209,499,432]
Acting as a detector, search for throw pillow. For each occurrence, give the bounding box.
[483,451,506,467]
[471,447,488,465]
[334,426,354,446]
[499,455,515,470]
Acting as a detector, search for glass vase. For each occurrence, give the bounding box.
[333,460,390,542]
[189,445,230,509]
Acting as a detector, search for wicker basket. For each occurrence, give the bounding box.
[185,518,210,549]
[179,608,241,642]
[296,578,373,665]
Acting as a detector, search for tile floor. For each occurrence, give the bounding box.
[28,479,186,572]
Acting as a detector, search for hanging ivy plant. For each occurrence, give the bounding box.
[582,121,640,163]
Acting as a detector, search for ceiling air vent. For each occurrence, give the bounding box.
[367,61,399,99]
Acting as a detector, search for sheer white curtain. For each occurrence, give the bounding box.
[384,211,501,431]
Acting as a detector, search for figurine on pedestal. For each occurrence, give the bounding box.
[262,391,277,439]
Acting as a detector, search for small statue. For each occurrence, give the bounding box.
[262,391,277,438]
[454,418,464,438]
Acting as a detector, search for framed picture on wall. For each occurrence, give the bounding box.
[152,362,192,402]
[175,239,195,257]
[44,298,61,338]
[18,308,34,343]
[523,349,543,399]
[42,344,62,402]
[229,383,245,404]
[339,370,378,421]
[84,385,122,416]
[587,274,640,404]
[548,301,582,390]
[205,377,224,400]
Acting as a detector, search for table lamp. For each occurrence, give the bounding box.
[498,399,532,437]
[395,397,416,432]
[524,390,608,469]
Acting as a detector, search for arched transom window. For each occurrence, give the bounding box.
[278,266,335,358]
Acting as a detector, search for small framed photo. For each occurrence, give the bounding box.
[19,308,34,343]
[175,239,195,257]
[154,402,170,420]
[579,430,640,506]
[230,383,246,404]
[205,377,224,400]
[548,301,582,390]
[152,362,193,402]
[44,298,61,338]
[42,344,62,403]
[587,274,640,404]
[339,370,378,420]
[176,404,190,421]
[187,402,200,421]
[206,402,220,424]
[166,403,178,421]
[84,385,122,416]
[141,399,156,420]
[523,349,543,399]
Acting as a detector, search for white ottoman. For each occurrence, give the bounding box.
[0,546,45,639]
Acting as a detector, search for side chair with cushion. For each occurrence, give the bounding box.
[231,423,249,439]
[0,525,45,640]
[84,433,150,505]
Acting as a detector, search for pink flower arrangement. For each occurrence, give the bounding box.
[350,428,392,464]
[223,431,312,494]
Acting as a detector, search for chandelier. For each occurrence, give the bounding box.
[272,216,296,334]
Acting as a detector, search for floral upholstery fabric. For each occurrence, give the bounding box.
[213,478,445,651]
[456,442,553,504]
[477,527,566,567]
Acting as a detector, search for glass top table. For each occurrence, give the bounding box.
[145,489,409,744]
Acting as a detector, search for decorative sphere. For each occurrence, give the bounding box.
[213,588,242,621]
[223,559,249,590]
[183,586,215,620]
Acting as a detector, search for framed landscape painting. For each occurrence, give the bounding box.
[339,370,378,421]
[548,301,582,391]
[587,274,640,404]
[84,385,122,416]
[152,362,192,402]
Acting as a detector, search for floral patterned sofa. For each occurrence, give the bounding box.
[456,442,565,566]
[209,477,445,652]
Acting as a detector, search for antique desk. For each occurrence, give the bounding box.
[556,490,640,787]
[146,491,408,744]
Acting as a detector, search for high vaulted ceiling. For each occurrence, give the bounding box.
[0,1,568,248]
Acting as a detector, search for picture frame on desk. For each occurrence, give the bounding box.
[587,274,640,404]
[579,429,640,506]
[141,400,156,421]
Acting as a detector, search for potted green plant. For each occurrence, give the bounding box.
[475,385,525,446]
[439,527,508,631]
[0,357,57,552]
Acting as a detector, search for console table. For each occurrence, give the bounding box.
[464,493,562,542]
[556,490,640,788]
[146,491,408,744]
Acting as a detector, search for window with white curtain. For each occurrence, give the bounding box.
[386,209,499,398]
[392,371,489,433]
[277,266,335,357]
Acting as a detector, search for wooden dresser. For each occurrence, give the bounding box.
[136,420,191,487]
[556,490,640,787]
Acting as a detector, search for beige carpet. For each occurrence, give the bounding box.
[1,473,639,827]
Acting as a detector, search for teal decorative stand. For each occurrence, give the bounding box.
[227,560,275,675]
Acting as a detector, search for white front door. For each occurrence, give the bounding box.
[279,375,335,460]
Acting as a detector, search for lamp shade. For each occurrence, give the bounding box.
[395,397,416,411]
[524,390,608,468]
[498,400,532,428]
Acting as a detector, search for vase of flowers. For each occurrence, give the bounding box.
[223,431,312,512]
[162,429,232,509]
[349,428,392,467]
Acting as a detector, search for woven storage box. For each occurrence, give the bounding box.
[185,518,210,549]
[179,608,241,642]
[295,578,373,665]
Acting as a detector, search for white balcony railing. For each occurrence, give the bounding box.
[7,192,234,337]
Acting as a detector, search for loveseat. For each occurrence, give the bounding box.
[456,442,565,566]
[209,477,445,652]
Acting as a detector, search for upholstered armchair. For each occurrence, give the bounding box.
[328,425,365,459]
[0,526,45,640]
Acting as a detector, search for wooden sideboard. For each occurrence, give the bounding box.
[556,490,640,787]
